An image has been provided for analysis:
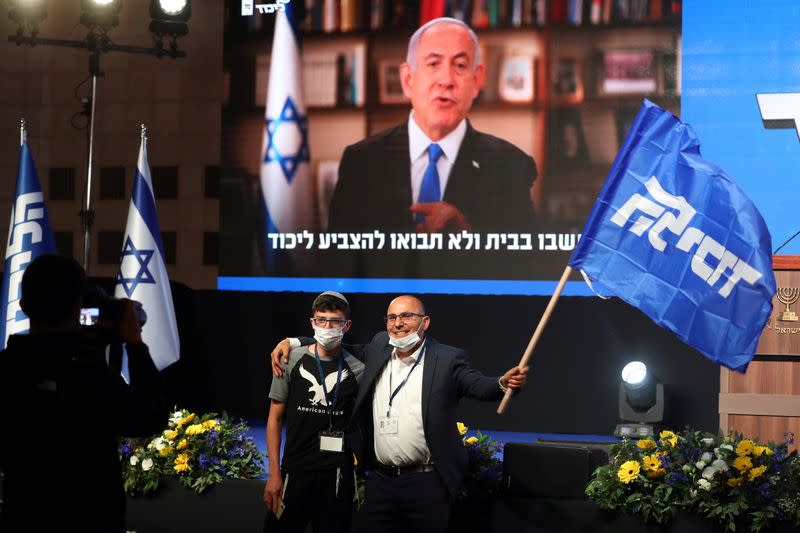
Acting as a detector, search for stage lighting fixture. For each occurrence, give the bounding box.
[614,361,664,438]
[149,0,191,38]
[7,0,48,31]
[79,0,122,31]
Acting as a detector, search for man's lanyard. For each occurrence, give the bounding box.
[386,345,426,417]
[312,345,344,429]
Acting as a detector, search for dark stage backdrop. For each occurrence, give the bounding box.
[177,290,721,435]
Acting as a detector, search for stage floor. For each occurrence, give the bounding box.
[244,424,618,478]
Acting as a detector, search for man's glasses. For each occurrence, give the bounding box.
[383,312,425,324]
[310,317,348,327]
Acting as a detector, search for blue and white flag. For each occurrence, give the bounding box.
[114,133,179,371]
[569,100,776,372]
[260,3,316,240]
[0,140,56,347]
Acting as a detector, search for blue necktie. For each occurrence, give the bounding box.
[416,143,444,224]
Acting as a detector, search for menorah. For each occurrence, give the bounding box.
[777,287,800,321]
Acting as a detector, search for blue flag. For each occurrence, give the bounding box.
[0,141,56,347]
[114,134,180,371]
[569,100,776,372]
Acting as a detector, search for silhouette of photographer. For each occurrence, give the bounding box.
[0,254,169,532]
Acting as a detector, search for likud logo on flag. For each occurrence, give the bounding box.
[0,140,56,347]
[114,133,180,371]
[260,2,316,242]
[569,99,776,372]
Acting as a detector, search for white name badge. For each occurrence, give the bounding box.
[319,430,345,453]
[377,415,399,435]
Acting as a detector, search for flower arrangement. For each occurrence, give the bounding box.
[458,421,504,500]
[120,409,265,495]
[585,429,800,532]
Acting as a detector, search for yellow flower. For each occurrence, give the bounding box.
[185,424,207,436]
[748,465,767,481]
[753,445,773,457]
[178,413,196,427]
[353,454,358,466]
[727,476,743,487]
[166,430,179,441]
[174,453,191,472]
[733,456,753,472]
[736,439,754,457]
[464,436,478,446]
[636,439,656,451]
[617,460,641,484]
[202,419,219,430]
[642,454,661,472]
[159,446,174,457]
[456,422,468,436]
[659,430,677,447]
[646,468,666,479]
[176,439,188,450]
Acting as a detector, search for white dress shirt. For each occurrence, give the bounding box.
[408,112,468,204]
[372,340,432,466]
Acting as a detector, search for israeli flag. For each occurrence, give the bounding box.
[0,138,56,347]
[114,131,180,371]
[260,3,316,242]
[569,100,776,372]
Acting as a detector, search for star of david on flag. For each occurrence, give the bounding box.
[117,237,156,297]
[114,129,180,371]
[0,129,56,348]
[264,97,309,184]
[260,2,318,246]
[569,100,776,372]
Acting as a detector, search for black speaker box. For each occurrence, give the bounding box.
[502,441,610,500]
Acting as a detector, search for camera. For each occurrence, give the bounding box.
[81,284,147,330]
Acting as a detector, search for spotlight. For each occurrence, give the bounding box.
[614,361,664,438]
[7,0,48,33]
[149,0,191,38]
[80,0,122,31]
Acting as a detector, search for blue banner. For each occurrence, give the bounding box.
[569,100,776,372]
[0,142,56,347]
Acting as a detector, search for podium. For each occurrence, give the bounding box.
[719,255,800,450]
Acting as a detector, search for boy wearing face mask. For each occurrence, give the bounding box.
[263,291,364,533]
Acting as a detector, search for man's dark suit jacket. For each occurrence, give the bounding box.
[348,331,504,499]
[328,120,537,234]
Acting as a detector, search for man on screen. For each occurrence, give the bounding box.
[270,295,528,532]
[328,17,537,236]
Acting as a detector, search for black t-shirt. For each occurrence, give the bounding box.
[269,346,364,472]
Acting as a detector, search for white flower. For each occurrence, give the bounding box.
[690,489,698,497]
[169,411,184,425]
[697,478,711,491]
[720,444,734,452]
[711,459,728,472]
[130,456,140,466]
[695,461,707,470]
[701,452,713,463]
[701,466,719,480]
[141,458,154,471]
[701,438,715,447]
[147,437,166,451]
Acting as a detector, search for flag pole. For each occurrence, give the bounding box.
[20,118,26,147]
[497,265,573,414]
